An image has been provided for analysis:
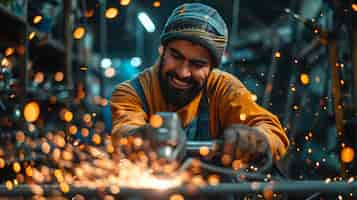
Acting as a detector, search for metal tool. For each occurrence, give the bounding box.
[152,112,272,171]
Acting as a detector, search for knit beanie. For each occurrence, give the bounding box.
[160,3,228,67]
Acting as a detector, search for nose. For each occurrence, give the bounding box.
[176,61,191,79]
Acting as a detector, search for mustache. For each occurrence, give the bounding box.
[166,71,195,85]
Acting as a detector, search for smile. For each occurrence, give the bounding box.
[168,76,192,90]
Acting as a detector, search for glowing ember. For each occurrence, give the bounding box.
[0,158,5,168]
[149,114,163,128]
[170,194,184,200]
[199,146,210,156]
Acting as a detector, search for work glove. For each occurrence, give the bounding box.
[118,124,155,160]
[118,113,186,173]
[222,124,270,171]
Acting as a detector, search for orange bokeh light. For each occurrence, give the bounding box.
[352,3,357,12]
[60,109,73,122]
[13,162,21,173]
[153,1,161,7]
[105,7,119,19]
[120,0,131,6]
[199,146,210,157]
[54,72,64,82]
[341,147,355,163]
[149,114,163,128]
[73,26,86,39]
[33,15,42,24]
[170,194,184,200]
[300,73,310,85]
[23,101,40,122]
[92,134,102,145]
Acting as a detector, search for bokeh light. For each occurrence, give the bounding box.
[153,1,161,7]
[170,194,184,200]
[73,26,86,40]
[300,73,310,85]
[54,72,64,82]
[34,72,45,84]
[105,67,116,78]
[341,147,355,163]
[28,31,36,40]
[274,51,281,59]
[5,47,14,56]
[199,146,209,156]
[23,101,41,122]
[33,15,43,24]
[352,3,357,12]
[120,0,131,6]
[60,109,73,122]
[149,114,163,128]
[105,7,119,19]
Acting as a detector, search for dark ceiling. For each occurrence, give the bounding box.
[86,0,293,60]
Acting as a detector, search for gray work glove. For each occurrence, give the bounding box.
[222,124,270,170]
[119,124,155,158]
[119,114,186,174]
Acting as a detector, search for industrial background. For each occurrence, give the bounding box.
[0,0,357,199]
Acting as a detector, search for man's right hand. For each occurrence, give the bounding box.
[116,124,155,160]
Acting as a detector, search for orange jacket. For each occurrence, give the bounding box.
[111,63,289,159]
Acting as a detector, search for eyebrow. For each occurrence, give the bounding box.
[168,47,210,65]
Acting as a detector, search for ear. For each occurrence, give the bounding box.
[158,45,164,56]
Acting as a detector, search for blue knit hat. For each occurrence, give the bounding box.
[160,3,228,67]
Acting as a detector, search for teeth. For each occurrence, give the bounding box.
[173,77,188,86]
[170,76,191,89]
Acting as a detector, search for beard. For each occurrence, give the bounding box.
[158,58,203,109]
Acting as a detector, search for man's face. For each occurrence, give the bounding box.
[159,39,213,108]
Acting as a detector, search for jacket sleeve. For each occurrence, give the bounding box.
[217,76,289,160]
[110,81,148,145]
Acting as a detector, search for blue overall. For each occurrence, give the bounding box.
[130,78,211,141]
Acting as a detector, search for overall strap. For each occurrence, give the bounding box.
[129,77,149,113]
[184,93,211,140]
[195,94,210,140]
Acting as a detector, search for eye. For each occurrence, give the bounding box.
[191,61,206,69]
[171,51,180,59]
[171,51,183,60]
[167,48,184,60]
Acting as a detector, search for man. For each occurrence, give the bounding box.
[111,3,289,167]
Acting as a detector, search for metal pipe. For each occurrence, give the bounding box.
[262,34,280,107]
[99,0,107,57]
[185,140,222,153]
[230,0,240,46]
[282,0,301,129]
[98,0,107,99]
[351,2,357,147]
[64,0,74,90]
[328,38,344,134]
[0,181,356,197]
[23,0,29,93]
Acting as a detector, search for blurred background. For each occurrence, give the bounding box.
[0,0,356,184]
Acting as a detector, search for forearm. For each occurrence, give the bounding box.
[220,90,289,160]
[110,82,148,147]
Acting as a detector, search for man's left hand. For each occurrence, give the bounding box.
[222,124,270,167]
